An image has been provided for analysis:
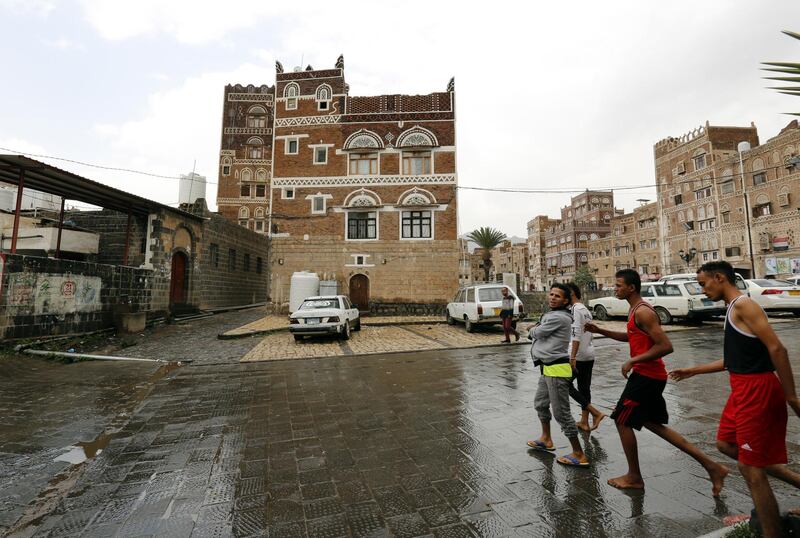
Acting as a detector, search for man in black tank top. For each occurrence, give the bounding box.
[670,261,800,538]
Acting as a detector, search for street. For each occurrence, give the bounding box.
[2,315,800,537]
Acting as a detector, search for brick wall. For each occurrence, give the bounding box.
[0,254,162,339]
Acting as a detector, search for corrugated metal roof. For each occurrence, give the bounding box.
[0,155,202,220]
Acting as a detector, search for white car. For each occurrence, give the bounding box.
[588,281,725,325]
[782,275,800,287]
[446,284,525,333]
[745,279,800,315]
[659,272,749,295]
[289,295,361,341]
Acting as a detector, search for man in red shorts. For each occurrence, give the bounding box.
[671,261,800,538]
[585,269,728,494]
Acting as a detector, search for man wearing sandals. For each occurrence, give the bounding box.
[671,261,800,538]
[565,282,607,432]
[527,283,589,468]
[585,269,728,494]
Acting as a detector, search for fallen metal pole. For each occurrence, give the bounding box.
[23,349,170,363]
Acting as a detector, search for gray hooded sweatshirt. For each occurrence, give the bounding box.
[529,308,572,364]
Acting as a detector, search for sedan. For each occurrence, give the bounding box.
[745,279,800,315]
[289,295,361,341]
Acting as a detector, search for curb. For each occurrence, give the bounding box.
[218,319,448,340]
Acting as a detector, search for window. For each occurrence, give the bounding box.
[402,151,431,175]
[347,211,377,239]
[247,106,267,128]
[312,196,326,214]
[721,211,731,224]
[753,172,766,186]
[641,285,655,298]
[402,210,432,239]
[255,221,264,232]
[698,218,716,231]
[466,288,475,302]
[753,203,771,217]
[693,153,706,171]
[221,157,231,176]
[725,246,741,257]
[255,185,266,197]
[256,257,263,274]
[314,147,327,164]
[286,139,298,154]
[673,194,683,205]
[720,181,734,195]
[284,82,299,110]
[695,186,712,200]
[246,138,264,159]
[243,253,250,272]
[316,84,332,111]
[210,243,219,268]
[239,220,248,228]
[283,188,295,199]
[778,192,790,207]
[349,154,378,175]
[655,284,682,297]
[318,100,329,111]
[228,249,236,271]
[241,185,250,197]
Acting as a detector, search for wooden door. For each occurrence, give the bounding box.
[349,274,369,311]
[170,252,187,305]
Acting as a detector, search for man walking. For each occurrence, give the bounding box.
[500,287,520,344]
[585,269,728,494]
[671,261,800,537]
[565,282,606,432]
[527,283,589,467]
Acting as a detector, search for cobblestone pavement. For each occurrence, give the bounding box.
[222,315,446,338]
[12,322,800,537]
[240,320,708,363]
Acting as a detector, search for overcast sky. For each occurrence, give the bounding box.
[2,0,799,237]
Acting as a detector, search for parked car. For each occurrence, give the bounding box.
[782,275,800,287]
[588,280,725,325]
[659,272,749,295]
[289,295,361,341]
[745,279,800,315]
[446,284,525,333]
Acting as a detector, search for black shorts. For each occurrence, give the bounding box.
[610,372,668,430]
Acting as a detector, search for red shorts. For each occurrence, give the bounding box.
[717,372,788,468]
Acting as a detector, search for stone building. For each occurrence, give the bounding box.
[490,240,528,287]
[588,201,661,289]
[245,56,459,310]
[526,215,560,291]
[655,120,800,278]
[543,191,617,287]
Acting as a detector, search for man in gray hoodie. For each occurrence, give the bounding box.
[527,283,589,467]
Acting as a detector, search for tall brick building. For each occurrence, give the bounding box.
[526,215,560,291]
[216,57,459,308]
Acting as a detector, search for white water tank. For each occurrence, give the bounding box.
[289,271,320,312]
[179,172,207,205]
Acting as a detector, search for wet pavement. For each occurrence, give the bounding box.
[3,319,800,537]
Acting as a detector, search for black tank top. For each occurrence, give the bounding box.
[723,296,774,374]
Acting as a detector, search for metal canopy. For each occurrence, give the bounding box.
[0,154,201,220]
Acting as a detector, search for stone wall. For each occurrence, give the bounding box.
[519,290,610,317]
[0,254,162,339]
[67,210,148,267]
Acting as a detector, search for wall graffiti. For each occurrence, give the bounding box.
[6,273,102,315]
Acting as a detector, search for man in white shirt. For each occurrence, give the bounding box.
[566,282,607,432]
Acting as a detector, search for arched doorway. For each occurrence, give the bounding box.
[349,274,369,311]
[170,251,188,306]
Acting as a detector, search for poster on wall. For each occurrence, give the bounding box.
[764,257,778,275]
[777,258,793,275]
[793,258,800,274]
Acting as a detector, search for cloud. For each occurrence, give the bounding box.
[42,37,85,51]
[0,0,55,16]
[0,137,48,156]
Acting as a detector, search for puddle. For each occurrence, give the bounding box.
[53,432,113,464]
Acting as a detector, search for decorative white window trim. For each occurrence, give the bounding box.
[344,188,382,207]
[313,146,328,165]
[398,187,437,206]
[285,138,299,155]
[305,192,333,214]
[343,129,384,151]
[396,125,439,148]
[345,254,375,268]
[282,187,295,200]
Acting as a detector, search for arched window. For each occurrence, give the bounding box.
[241,168,252,182]
[396,126,439,148]
[284,82,299,110]
[256,169,268,181]
[254,207,264,219]
[247,106,267,128]
[343,129,384,150]
[707,203,715,218]
[752,158,765,172]
[344,189,381,208]
[247,137,263,159]
[692,148,707,171]
[686,208,694,221]
[239,207,249,219]
[221,156,231,176]
[316,84,332,111]
[698,205,706,220]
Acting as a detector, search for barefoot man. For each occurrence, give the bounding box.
[585,269,728,494]
[671,261,800,538]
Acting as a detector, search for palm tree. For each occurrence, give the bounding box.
[762,30,800,115]
[467,227,507,282]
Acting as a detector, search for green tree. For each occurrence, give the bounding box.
[467,227,507,282]
[762,30,800,115]
[572,265,596,292]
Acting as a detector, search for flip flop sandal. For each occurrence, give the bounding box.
[526,440,555,452]
[557,455,590,467]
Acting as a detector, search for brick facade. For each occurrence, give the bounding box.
[217,57,459,307]
[526,215,560,291]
